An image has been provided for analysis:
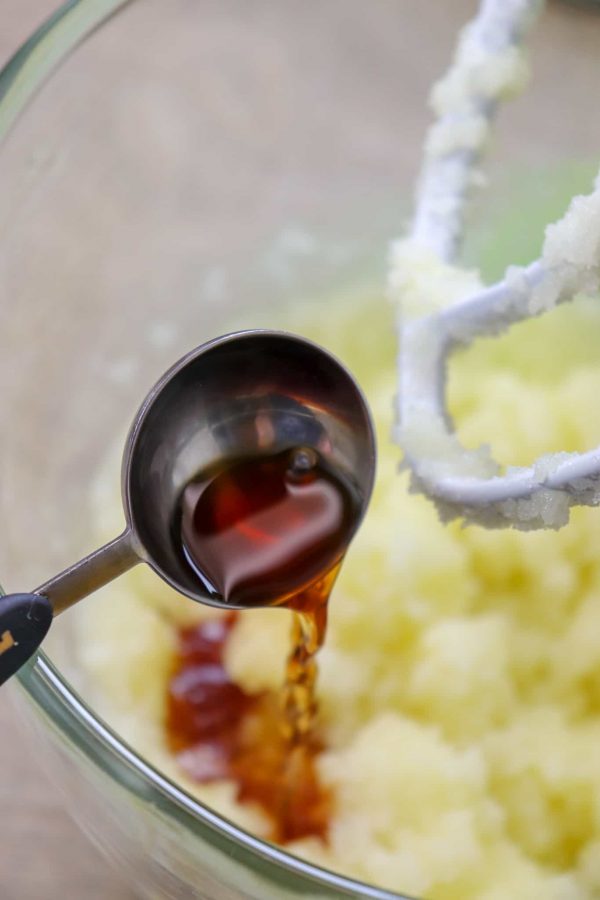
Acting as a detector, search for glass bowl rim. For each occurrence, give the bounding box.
[0,2,407,897]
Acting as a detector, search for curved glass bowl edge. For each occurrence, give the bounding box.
[0,2,407,898]
[14,650,406,900]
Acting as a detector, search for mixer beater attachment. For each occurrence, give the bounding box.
[390,0,600,529]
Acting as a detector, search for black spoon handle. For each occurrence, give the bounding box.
[0,593,53,686]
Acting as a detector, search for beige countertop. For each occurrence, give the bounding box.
[1,2,599,898]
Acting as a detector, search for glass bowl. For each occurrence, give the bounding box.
[0,1,598,898]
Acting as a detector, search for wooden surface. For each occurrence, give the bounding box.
[1,2,599,898]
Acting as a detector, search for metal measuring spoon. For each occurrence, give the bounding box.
[0,331,376,686]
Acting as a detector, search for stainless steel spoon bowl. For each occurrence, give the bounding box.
[0,330,376,684]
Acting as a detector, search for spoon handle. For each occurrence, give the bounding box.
[0,531,140,685]
[0,593,53,686]
[37,529,140,616]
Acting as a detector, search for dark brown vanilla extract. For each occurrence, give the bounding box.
[166,447,361,842]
